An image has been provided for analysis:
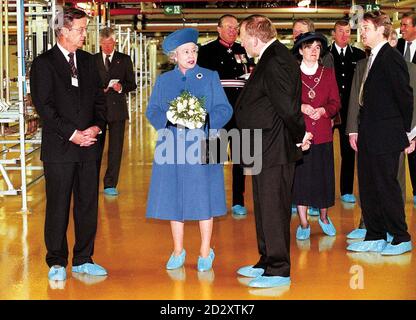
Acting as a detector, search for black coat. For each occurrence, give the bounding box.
[198,38,254,130]
[94,51,137,122]
[397,38,416,64]
[235,40,305,168]
[198,38,252,104]
[359,43,413,155]
[30,45,106,162]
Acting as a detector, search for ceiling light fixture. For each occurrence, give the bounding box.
[297,0,311,7]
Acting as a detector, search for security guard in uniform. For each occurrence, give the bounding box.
[198,14,254,216]
[329,20,366,204]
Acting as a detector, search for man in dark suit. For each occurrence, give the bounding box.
[398,12,416,205]
[235,15,311,288]
[329,20,366,204]
[30,8,107,281]
[198,15,253,216]
[347,11,413,255]
[95,27,136,196]
[346,55,416,240]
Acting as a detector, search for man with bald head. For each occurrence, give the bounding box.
[235,15,311,288]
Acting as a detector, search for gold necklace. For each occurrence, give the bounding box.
[301,66,325,100]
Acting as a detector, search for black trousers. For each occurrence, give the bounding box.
[335,124,355,195]
[229,137,245,206]
[407,152,416,195]
[357,142,411,244]
[43,161,98,267]
[252,164,294,277]
[99,120,126,189]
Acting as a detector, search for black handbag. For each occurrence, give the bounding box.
[201,113,228,165]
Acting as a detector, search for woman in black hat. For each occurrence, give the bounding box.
[292,32,341,240]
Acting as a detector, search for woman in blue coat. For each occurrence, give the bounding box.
[146,28,233,272]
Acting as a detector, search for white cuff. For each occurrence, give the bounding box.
[69,130,77,141]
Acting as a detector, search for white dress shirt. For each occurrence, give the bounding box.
[57,42,77,68]
[102,50,115,65]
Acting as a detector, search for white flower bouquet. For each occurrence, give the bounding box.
[166,91,207,129]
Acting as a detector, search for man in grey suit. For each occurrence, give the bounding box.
[95,27,137,196]
[398,12,416,204]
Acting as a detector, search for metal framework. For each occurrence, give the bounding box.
[0,0,53,213]
[113,25,152,118]
[0,1,152,213]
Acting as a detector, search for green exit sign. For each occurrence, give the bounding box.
[164,5,182,15]
[365,4,381,11]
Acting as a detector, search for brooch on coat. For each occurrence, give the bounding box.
[196,73,203,79]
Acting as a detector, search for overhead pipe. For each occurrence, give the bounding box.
[379,0,416,8]
[63,0,416,6]
[109,8,141,15]
[138,20,338,32]
[66,0,307,3]
[107,6,415,18]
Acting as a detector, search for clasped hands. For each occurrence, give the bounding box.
[301,104,325,121]
[71,126,101,147]
[104,82,122,93]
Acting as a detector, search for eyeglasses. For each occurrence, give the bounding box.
[69,27,87,34]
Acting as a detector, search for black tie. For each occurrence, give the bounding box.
[105,55,111,71]
[68,52,78,78]
[340,48,344,58]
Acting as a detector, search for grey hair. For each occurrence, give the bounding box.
[168,50,177,63]
[293,18,315,32]
[53,7,87,38]
[167,44,199,64]
[99,27,116,41]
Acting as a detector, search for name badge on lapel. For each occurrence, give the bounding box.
[71,77,79,87]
